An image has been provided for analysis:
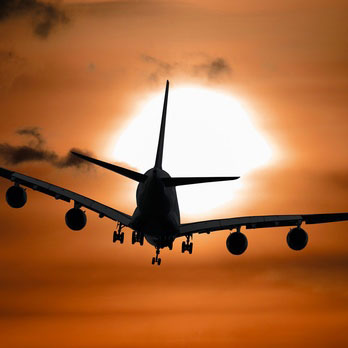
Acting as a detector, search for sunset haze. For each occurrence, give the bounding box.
[1,0,348,347]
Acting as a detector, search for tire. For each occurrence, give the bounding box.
[120,233,124,244]
[181,241,186,253]
[113,231,117,243]
[157,258,161,266]
[132,232,136,244]
[189,242,193,254]
[152,257,155,265]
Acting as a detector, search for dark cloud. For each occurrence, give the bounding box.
[193,58,231,79]
[0,0,69,38]
[0,127,91,169]
[0,143,56,164]
[55,148,92,169]
[141,55,231,82]
[16,126,44,147]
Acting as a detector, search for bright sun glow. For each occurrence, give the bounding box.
[112,86,272,217]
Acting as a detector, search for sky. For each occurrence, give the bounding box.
[0,0,348,347]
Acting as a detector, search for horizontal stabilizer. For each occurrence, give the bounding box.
[162,176,240,187]
[71,152,147,183]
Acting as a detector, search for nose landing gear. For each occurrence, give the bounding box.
[152,247,162,266]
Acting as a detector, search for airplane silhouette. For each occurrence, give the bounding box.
[1,81,347,265]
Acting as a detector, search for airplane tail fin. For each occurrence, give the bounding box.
[71,152,147,182]
[162,176,240,186]
[155,80,169,169]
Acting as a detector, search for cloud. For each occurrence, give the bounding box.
[193,58,231,79]
[0,50,26,91]
[0,0,69,38]
[141,54,231,82]
[0,127,91,169]
[16,126,44,147]
[141,55,174,81]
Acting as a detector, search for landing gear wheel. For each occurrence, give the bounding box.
[113,223,125,244]
[132,231,144,245]
[152,247,162,265]
[182,237,193,254]
[181,241,186,253]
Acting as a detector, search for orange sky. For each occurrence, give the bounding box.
[0,1,348,347]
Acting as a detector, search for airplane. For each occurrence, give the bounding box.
[1,80,347,265]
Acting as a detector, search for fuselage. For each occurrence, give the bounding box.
[130,167,180,248]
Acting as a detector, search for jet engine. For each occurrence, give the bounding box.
[287,227,308,251]
[65,208,87,231]
[226,232,248,255]
[6,185,27,208]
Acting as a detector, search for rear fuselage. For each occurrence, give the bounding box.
[130,167,180,248]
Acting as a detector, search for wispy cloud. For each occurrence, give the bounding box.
[0,0,69,38]
[0,127,91,169]
[141,54,231,82]
[193,58,231,79]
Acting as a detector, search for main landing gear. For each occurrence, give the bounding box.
[182,235,193,254]
[113,223,124,244]
[152,247,161,266]
[132,230,144,245]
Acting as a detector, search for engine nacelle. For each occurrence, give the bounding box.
[287,227,308,251]
[6,186,27,208]
[226,232,248,255]
[65,208,87,231]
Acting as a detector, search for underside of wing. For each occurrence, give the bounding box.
[179,213,348,236]
[0,167,132,227]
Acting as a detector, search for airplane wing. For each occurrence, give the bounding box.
[179,213,348,236]
[0,167,132,227]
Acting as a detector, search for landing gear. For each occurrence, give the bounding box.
[152,248,162,266]
[113,223,124,244]
[181,235,193,254]
[131,231,144,245]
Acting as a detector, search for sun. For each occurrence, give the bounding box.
[111,85,273,218]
